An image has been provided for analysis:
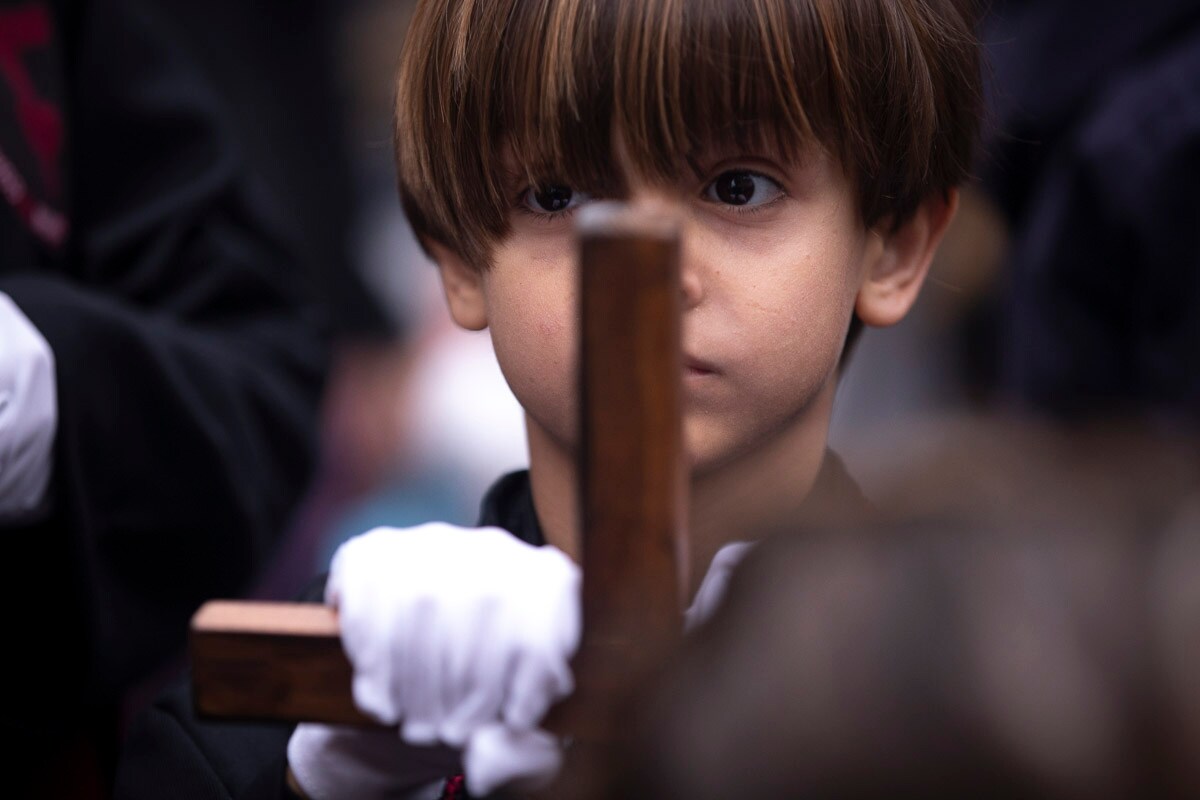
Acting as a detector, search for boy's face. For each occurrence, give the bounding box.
[434,147,944,475]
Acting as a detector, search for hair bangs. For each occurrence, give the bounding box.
[396,0,982,268]
[396,0,624,268]
[493,0,846,196]
[494,0,845,200]
[610,0,839,183]
[492,0,625,211]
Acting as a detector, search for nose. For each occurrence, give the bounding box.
[678,226,704,311]
[625,188,705,311]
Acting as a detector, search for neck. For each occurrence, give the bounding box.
[526,380,836,598]
[527,416,581,560]
[687,382,834,594]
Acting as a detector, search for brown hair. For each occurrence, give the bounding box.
[395,0,983,269]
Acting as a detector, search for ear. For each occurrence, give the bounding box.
[855,189,959,328]
[426,240,489,331]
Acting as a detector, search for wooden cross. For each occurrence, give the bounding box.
[190,203,687,772]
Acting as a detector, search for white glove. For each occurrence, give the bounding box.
[288,523,581,799]
[684,541,754,631]
[0,292,56,519]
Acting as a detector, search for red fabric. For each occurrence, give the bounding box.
[0,3,64,197]
[440,774,467,800]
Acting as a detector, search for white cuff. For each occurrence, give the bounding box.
[684,541,755,631]
[463,723,563,796]
[287,724,452,800]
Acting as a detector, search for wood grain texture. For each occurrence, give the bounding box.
[191,601,375,726]
[546,203,686,744]
[578,203,686,638]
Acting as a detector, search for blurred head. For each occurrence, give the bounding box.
[622,424,1200,798]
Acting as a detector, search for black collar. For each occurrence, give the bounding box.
[474,450,869,546]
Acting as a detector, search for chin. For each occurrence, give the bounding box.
[682,423,722,476]
[683,437,738,479]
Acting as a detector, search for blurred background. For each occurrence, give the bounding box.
[833,0,1200,489]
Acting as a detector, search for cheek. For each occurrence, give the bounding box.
[484,267,579,443]
[745,247,862,367]
[744,295,847,405]
[694,250,861,445]
[536,318,564,339]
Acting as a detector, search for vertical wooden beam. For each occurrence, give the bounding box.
[543,203,686,749]
[579,203,687,639]
[527,202,686,800]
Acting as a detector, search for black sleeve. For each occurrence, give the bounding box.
[115,684,301,800]
[117,581,331,799]
[1,0,329,712]
[118,577,308,800]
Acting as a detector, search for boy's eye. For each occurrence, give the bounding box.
[704,170,783,208]
[522,185,589,214]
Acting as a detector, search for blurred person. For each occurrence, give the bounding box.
[625,419,1200,799]
[980,0,1200,422]
[0,0,328,794]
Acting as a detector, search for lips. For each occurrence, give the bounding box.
[684,356,718,377]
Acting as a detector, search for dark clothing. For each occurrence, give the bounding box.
[115,456,866,799]
[983,1,1200,421]
[0,0,327,771]
[148,0,398,341]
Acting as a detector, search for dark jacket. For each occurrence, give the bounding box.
[0,0,327,765]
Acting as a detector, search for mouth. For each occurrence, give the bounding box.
[684,356,718,378]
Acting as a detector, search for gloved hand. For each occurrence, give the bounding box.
[287,523,582,798]
[0,292,56,519]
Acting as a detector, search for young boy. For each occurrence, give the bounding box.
[116,0,982,797]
